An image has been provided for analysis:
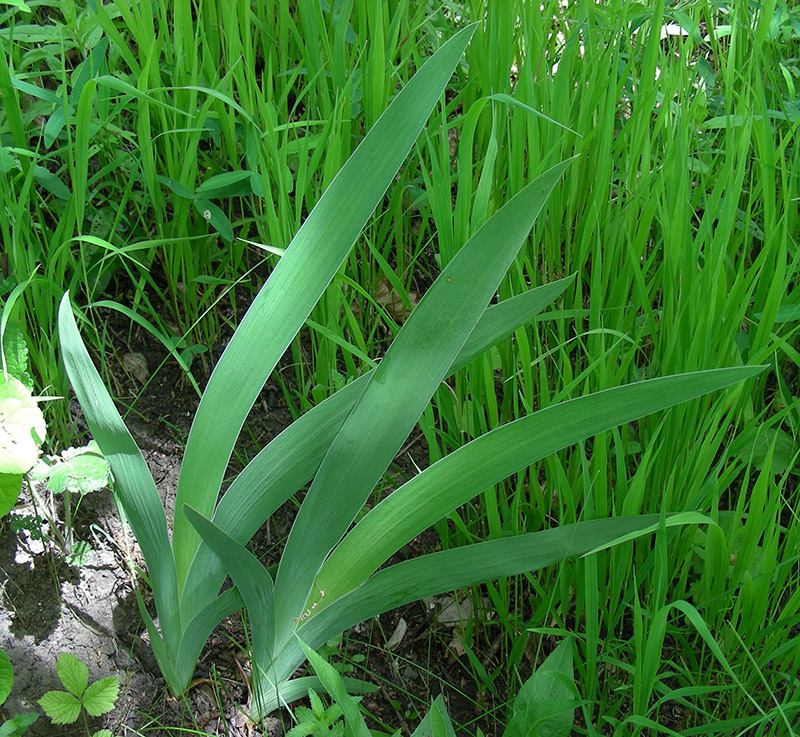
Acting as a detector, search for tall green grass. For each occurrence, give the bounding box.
[412,0,800,732]
[2,0,799,732]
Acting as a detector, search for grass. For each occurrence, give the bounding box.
[1,0,799,734]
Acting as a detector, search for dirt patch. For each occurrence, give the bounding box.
[0,495,159,736]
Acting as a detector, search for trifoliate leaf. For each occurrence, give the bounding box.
[82,675,119,716]
[38,691,82,724]
[0,648,13,705]
[0,473,23,518]
[57,652,89,698]
[0,376,45,475]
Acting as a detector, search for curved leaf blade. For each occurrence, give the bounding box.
[299,514,713,652]
[183,505,274,665]
[316,366,764,601]
[57,295,181,652]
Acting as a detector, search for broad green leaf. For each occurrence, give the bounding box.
[172,25,478,586]
[733,425,796,475]
[65,540,93,567]
[9,73,59,103]
[193,199,233,242]
[0,714,31,736]
[31,441,111,496]
[1,283,36,389]
[0,649,12,704]
[1,322,33,390]
[0,1,32,14]
[157,175,194,200]
[0,713,38,736]
[409,697,456,737]
[0,474,22,518]
[762,303,800,323]
[316,367,763,602]
[274,161,573,637]
[32,164,70,200]
[82,676,119,716]
[702,114,746,129]
[0,146,13,172]
[0,375,45,475]
[92,730,113,737]
[15,713,39,730]
[504,639,576,737]
[57,653,88,698]
[38,691,81,725]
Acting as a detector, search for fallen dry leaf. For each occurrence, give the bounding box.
[122,352,149,384]
[385,617,408,650]
[374,275,419,323]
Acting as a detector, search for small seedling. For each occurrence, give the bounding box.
[28,441,112,563]
[285,689,346,737]
[0,648,39,736]
[37,653,118,737]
